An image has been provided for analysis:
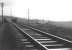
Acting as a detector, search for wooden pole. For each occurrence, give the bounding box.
[1,2,4,24]
[28,8,29,25]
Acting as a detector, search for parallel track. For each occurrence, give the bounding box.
[12,22,72,50]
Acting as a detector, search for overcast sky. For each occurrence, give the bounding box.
[0,0,72,21]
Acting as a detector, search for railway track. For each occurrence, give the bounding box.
[16,30,41,50]
[12,22,72,50]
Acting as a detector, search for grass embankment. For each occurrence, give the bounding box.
[0,22,16,50]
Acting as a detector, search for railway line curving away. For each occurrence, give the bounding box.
[12,22,72,50]
[0,19,72,50]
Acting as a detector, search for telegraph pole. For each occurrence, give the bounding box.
[10,8,12,16]
[0,2,4,24]
[28,8,30,25]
